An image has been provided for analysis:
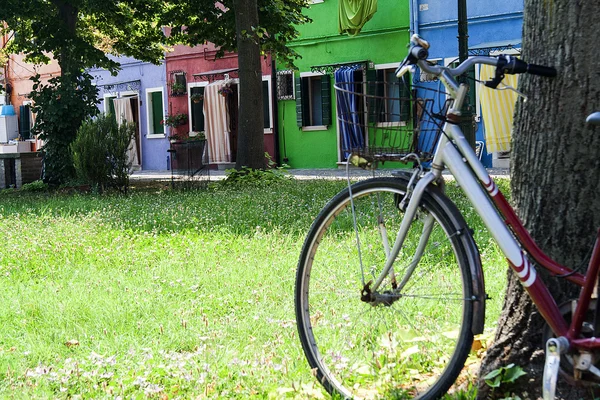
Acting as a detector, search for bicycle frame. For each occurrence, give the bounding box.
[372,64,600,351]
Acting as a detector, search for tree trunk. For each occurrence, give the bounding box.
[233,0,265,170]
[478,0,600,398]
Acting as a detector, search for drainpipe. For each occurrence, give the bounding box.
[411,0,420,36]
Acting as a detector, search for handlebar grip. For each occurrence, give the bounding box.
[505,57,556,77]
[526,63,557,77]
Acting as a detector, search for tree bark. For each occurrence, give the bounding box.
[478,0,600,398]
[233,0,265,170]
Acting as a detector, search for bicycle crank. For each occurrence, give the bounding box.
[543,337,569,400]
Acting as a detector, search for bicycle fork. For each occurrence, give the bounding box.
[369,171,437,294]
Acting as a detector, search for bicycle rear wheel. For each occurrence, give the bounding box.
[295,177,479,399]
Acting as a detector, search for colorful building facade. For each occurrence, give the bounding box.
[276,0,411,169]
[165,42,276,169]
[89,56,169,171]
[413,0,523,167]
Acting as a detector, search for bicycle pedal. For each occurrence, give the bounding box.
[543,337,569,400]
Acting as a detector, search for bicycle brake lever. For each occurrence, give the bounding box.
[396,65,413,79]
[497,84,528,102]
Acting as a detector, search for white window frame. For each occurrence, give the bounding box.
[145,87,166,139]
[187,81,209,137]
[299,71,328,131]
[103,93,117,114]
[276,70,295,101]
[262,75,273,134]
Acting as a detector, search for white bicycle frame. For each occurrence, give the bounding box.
[370,57,540,306]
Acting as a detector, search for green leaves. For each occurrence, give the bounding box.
[483,363,527,388]
[168,0,311,68]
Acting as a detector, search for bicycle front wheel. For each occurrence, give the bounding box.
[295,177,478,399]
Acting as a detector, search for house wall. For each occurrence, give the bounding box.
[277,0,411,169]
[89,57,169,171]
[6,54,61,108]
[415,0,523,167]
[165,43,276,162]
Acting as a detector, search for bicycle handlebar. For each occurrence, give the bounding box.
[399,35,557,89]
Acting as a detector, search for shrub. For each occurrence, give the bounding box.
[71,114,135,193]
[20,180,49,192]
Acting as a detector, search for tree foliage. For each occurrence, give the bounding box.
[0,0,168,183]
[164,0,311,68]
[29,73,99,184]
[0,0,167,72]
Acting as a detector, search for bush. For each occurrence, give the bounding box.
[20,180,49,192]
[71,114,135,193]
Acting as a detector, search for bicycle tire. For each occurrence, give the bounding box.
[295,177,480,399]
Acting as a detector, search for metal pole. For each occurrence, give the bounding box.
[458,0,468,62]
[457,0,475,149]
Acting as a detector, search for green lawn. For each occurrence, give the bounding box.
[0,178,508,398]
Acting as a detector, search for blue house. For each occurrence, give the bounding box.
[411,0,523,167]
[89,56,170,171]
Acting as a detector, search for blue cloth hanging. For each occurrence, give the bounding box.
[335,66,364,155]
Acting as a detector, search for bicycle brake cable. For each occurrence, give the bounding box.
[346,160,367,286]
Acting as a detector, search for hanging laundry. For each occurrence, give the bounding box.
[112,97,139,168]
[479,64,519,153]
[203,80,232,163]
[338,0,378,36]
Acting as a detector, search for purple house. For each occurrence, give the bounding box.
[89,56,170,171]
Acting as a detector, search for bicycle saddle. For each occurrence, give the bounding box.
[586,112,600,126]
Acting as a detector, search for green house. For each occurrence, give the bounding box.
[276,0,411,169]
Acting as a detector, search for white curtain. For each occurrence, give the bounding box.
[203,80,231,163]
[112,97,140,168]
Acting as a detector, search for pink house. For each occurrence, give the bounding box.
[165,41,276,169]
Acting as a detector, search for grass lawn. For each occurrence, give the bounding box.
[0,177,508,398]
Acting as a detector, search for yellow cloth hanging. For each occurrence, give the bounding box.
[479,64,519,153]
[338,0,378,36]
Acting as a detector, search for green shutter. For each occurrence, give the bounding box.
[400,74,411,122]
[295,76,303,127]
[151,91,164,134]
[366,69,379,123]
[108,97,117,123]
[320,74,331,126]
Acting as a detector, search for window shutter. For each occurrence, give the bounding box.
[366,69,378,123]
[400,74,411,122]
[320,74,331,126]
[151,92,164,134]
[295,76,303,127]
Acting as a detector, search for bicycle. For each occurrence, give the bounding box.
[294,34,600,399]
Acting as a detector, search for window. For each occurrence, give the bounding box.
[145,87,165,137]
[295,73,331,129]
[276,70,294,100]
[189,86,205,133]
[368,66,411,124]
[103,94,118,123]
[170,71,187,96]
[262,77,273,132]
